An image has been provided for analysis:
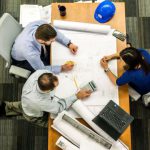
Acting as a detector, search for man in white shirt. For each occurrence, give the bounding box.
[0,70,91,127]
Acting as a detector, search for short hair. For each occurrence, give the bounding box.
[35,24,57,41]
[38,73,58,91]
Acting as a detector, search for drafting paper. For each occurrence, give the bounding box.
[52,21,118,106]
[53,20,111,34]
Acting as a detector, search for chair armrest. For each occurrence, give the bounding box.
[9,65,31,79]
[128,86,141,101]
[142,92,150,107]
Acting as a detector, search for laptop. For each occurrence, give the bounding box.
[92,100,134,141]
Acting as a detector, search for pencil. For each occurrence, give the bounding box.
[73,76,79,90]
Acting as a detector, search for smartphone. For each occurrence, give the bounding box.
[112,30,126,41]
[80,80,97,92]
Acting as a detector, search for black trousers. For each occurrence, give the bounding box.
[11,45,50,73]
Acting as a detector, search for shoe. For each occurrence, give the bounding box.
[0,101,6,116]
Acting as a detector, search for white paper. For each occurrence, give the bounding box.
[40,5,51,23]
[80,137,129,150]
[53,112,88,147]
[56,136,79,150]
[53,20,111,34]
[20,4,51,27]
[72,100,114,143]
[80,136,107,150]
[52,111,129,150]
[52,23,119,106]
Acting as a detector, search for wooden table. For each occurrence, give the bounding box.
[49,2,131,150]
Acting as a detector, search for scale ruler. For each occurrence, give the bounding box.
[62,114,112,149]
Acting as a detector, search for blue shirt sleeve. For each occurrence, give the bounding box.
[24,52,61,74]
[54,28,70,46]
[116,71,131,86]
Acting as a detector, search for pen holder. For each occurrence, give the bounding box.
[58,5,66,16]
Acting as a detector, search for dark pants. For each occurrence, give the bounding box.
[5,101,48,128]
[12,45,51,73]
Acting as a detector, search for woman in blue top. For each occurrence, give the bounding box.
[100,47,150,95]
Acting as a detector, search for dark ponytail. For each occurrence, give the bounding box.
[120,47,150,75]
[139,56,150,75]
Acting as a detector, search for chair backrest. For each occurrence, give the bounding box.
[0,13,22,66]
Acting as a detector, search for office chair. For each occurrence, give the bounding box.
[0,13,31,78]
[142,92,150,107]
[128,86,141,101]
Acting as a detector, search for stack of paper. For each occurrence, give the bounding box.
[20,4,51,27]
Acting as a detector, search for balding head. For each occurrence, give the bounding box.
[38,73,58,92]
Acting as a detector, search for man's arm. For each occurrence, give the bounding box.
[55,28,70,46]
[40,90,91,114]
[25,53,62,74]
[55,28,78,54]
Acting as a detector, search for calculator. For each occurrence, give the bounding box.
[80,80,97,92]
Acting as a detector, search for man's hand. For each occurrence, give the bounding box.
[61,62,74,72]
[68,43,78,55]
[76,90,92,100]
[100,58,108,69]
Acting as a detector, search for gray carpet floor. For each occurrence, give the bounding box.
[0,0,150,150]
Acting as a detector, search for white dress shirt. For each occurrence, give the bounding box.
[21,70,77,117]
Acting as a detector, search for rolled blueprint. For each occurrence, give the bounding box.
[72,100,114,143]
[53,20,111,34]
[56,136,79,150]
[52,111,128,150]
[52,111,111,150]
[53,112,86,147]
[71,100,129,150]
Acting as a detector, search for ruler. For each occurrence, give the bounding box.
[62,114,112,149]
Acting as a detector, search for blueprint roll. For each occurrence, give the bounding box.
[71,100,130,150]
[72,100,114,143]
[56,136,79,150]
[53,113,85,147]
[53,20,111,34]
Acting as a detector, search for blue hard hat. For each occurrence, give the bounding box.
[94,0,116,23]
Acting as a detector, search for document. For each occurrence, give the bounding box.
[20,4,51,27]
[52,21,119,107]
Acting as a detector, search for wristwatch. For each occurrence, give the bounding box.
[67,41,72,47]
[104,68,110,73]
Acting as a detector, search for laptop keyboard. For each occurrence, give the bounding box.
[101,108,126,130]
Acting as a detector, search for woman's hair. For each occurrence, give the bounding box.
[38,73,58,91]
[120,47,150,75]
[35,24,57,41]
